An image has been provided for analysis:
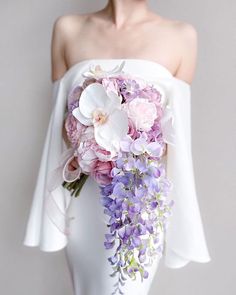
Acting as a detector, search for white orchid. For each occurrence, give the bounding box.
[82,61,126,79]
[72,82,128,153]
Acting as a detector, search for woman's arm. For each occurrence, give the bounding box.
[50,16,69,82]
[51,16,72,147]
[174,23,198,85]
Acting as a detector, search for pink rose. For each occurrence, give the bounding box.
[91,160,115,185]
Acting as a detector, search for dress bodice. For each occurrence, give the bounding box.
[53,58,190,84]
[23,58,211,268]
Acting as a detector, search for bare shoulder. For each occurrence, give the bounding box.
[54,13,87,25]
[153,15,198,84]
[51,13,87,82]
[174,20,198,47]
[52,13,88,39]
[171,20,198,84]
[159,16,198,42]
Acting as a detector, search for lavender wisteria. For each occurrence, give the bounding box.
[99,134,174,294]
[58,61,175,294]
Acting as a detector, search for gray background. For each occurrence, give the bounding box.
[0,0,235,294]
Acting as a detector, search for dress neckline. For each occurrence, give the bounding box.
[53,58,191,87]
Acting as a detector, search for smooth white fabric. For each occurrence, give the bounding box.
[23,59,211,273]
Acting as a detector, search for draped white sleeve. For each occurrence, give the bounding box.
[23,72,212,264]
[23,79,72,252]
[163,79,211,268]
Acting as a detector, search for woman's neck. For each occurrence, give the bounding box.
[102,0,150,28]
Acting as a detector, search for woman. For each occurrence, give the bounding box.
[23,1,211,294]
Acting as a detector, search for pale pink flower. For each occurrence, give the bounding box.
[93,144,116,162]
[77,133,116,173]
[123,98,157,132]
[77,140,97,173]
[64,113,86,147]
[82,61,125,79]
[102,77,119,95]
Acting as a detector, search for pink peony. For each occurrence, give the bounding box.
[93,144,115,162]
[127,118,139,139]
[64,113,86,147]
[77,138,98,173]
[91,160,115,185]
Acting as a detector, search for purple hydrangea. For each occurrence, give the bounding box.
[116,77,141,100]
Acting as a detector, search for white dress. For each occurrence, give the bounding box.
[23,59,211,295]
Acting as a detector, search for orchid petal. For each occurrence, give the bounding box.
[94,109,128,152]
[72,107,93,126]
[107,89,122,105]
[79,83,108,118]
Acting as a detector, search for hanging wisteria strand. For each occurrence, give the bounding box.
[99,136,174,294]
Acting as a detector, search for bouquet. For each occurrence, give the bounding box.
[61,61,175,294]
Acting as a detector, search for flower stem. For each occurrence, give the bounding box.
[73,174,89,197]
[62,174,89,198]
